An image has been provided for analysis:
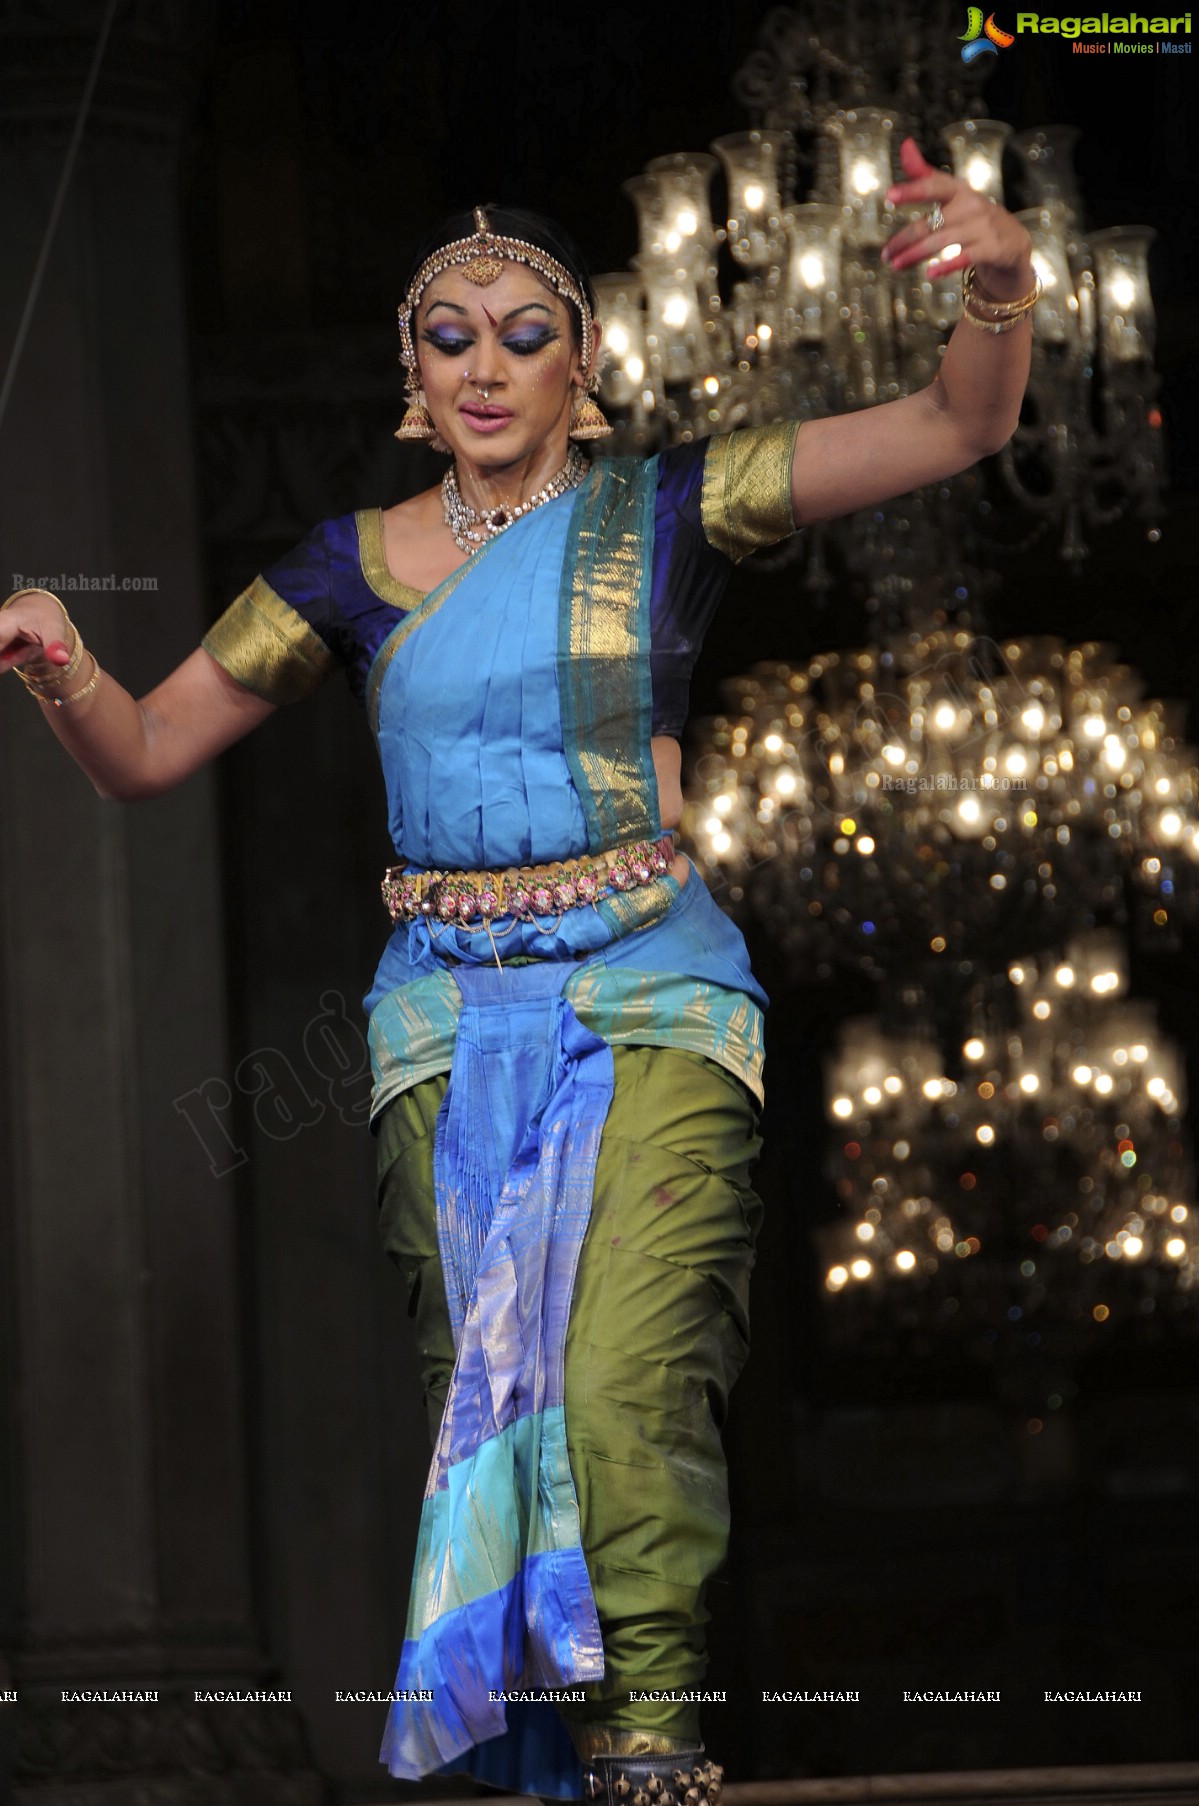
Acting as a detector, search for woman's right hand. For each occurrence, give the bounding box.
[0,589,74,679]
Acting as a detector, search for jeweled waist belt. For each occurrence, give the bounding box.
[381,832,677,928]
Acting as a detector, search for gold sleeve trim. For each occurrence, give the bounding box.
[201,577,338,705]
[700,418,801,564]
[356,509,426,611]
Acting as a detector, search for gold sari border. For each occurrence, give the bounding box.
[559,458,660,852]
[355,509,426,611]
[201,577,338,706]
[365,557,477,740]
[700,418,801,564]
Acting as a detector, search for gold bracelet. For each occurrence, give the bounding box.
[962,266,1042,317]
[960,306,1033,335]
[1,586,72,636]
[15,619,84,691]
[3,587,83,688]
[35,654,101,709]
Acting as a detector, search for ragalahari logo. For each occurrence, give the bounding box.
[960,7,1016,58]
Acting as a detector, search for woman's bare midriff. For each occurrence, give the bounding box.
[652,735,691,890]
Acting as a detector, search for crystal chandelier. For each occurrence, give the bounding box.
[816,930,1195,1349]
[682,625,1199,982]
[593,10,1166,565]
[587,1,1196,1334]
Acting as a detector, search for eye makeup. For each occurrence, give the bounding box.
[504,328,559,357]
[420,328,472,356]
[419,326,560,359]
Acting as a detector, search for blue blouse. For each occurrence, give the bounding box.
[205,436,788,739]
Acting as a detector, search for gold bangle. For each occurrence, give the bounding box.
[16,619,84,689]
[962,266,1042,316]
[36,654,101,709]
[3,587,83,687]
[2,585,67,616]
[960,306,1032,334]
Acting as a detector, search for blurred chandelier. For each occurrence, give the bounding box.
[816,930,1195,1350]
[588,0,1196,1333]
[593,5,1166,566]
[684,625,1199,983]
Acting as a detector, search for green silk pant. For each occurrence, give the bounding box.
[375,1042,764,1760]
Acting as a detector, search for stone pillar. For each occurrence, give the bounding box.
[0,6,322,1798]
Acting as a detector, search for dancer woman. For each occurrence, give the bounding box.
[1,141,1034,1802]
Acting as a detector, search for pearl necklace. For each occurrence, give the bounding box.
[441,446,589,553]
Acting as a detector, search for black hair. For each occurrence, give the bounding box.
[404,205,596,340]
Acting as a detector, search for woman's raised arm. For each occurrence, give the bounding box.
[788,136,1035,529]
[1,588,275,801]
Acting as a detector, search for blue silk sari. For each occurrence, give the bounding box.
[201,430,801,1794]
[368,463,764,1794]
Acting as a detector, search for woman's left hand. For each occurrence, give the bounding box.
[881,136,1034,299]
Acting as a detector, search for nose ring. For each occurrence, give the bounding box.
[463,370,490,402]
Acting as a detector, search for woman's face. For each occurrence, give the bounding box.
[415,262,589,471]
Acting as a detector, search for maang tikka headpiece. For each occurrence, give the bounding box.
[397,206,596,380]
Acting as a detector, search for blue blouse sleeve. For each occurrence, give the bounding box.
[649,422,801,739]
[202,521,346,705]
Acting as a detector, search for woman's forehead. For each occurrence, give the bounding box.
[420,263,565,318]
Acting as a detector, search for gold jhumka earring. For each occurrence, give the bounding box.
[569,377,613,442]
[394,387,435,442]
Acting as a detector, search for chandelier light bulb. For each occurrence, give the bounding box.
[1031,249,1057,290]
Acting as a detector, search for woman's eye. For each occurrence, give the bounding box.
[421,333,472,357]
[505,332,558,357]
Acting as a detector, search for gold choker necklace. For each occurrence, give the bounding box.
[442,446,589,553]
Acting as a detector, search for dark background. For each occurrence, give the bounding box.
[2,1,1198,1799]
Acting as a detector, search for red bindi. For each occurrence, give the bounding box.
[482,305,498,326]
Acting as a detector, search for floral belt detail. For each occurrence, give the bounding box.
[382,833,678,928]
